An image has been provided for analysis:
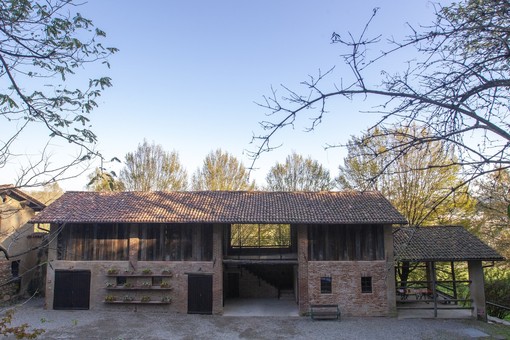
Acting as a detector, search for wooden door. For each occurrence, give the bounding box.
[53,270,91,310]
[187,274,213,314]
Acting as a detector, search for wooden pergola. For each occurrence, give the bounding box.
[393,226,504,320]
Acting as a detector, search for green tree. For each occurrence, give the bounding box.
[87,167,125,192]
[252,0,510,198]
[119,140,188,191]
[338,126,477,290]
[472,168,510,263]
[0,0,117,188]
[338,126,475,226]
[265,152,334,191]
[191,149,255,190]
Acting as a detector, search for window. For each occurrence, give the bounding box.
[11,260,20,278]
[230,224,291,248]
[361,276,372,293]
[320,276,332,294]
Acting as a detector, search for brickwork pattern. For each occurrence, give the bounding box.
[307,261,390,316]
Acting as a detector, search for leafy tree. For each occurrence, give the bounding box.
[472,168,510,263]
[0,0,118,189]
[265,152,334,191]
[338,126,475,226]
[87,167,125,192]
[338,126,476,288]
[28,182,64,205]
[251,0,510,201]
[191,149,254,191]
[119,140,188,191]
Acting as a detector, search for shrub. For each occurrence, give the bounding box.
[485,268,510,320]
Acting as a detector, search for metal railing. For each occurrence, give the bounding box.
[486,301,510,320]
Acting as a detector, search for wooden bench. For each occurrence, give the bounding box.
[310,304,341,320]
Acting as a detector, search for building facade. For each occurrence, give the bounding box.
[0,185,46,300]
[31,191,409,315]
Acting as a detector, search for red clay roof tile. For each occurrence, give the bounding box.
[394,226,504,261]
[30,191,407,225]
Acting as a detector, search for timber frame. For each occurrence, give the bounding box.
[394,226,504,321]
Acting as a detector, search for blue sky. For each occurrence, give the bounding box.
[4,1,445,190]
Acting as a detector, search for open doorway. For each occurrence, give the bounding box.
[223,263,298,316]
[222,224,299,316]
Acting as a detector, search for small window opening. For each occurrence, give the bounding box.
[320,276,332,294]
[361,276,372,293]
[116,276,127,285]
[11,261,20,278]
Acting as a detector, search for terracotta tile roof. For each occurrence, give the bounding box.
[0,184,46,211]
[394,226,504,261]
[29,191,407,225]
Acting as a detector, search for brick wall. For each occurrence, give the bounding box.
[298,224,396,317]
[45,223,225,314]
[307,261,391,316]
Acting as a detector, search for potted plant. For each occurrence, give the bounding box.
[105,282,115,288]
[141,281,152,288]
[161,269,172,275]
[123,295,134,302]
[107,268,119,275]
[141,296,151,303]
[160,282,170,288]
[104,295,116,302]
[161,296,172,303]
[123,282,133,288]
[142,268,152,275]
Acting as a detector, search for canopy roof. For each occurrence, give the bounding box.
[30,190,407,225]
[394,226,504,262]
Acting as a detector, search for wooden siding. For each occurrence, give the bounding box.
[57,223,213,261]
[308,225,384,261]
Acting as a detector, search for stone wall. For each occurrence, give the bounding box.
[0,255,19,301]
[0,202,42,301]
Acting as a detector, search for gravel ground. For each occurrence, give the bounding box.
[2,298,507,340]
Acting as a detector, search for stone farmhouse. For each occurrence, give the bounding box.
[30,190,502,319]
[0,185,46,300]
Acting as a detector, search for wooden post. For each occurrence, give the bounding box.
[431,262,438,318]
